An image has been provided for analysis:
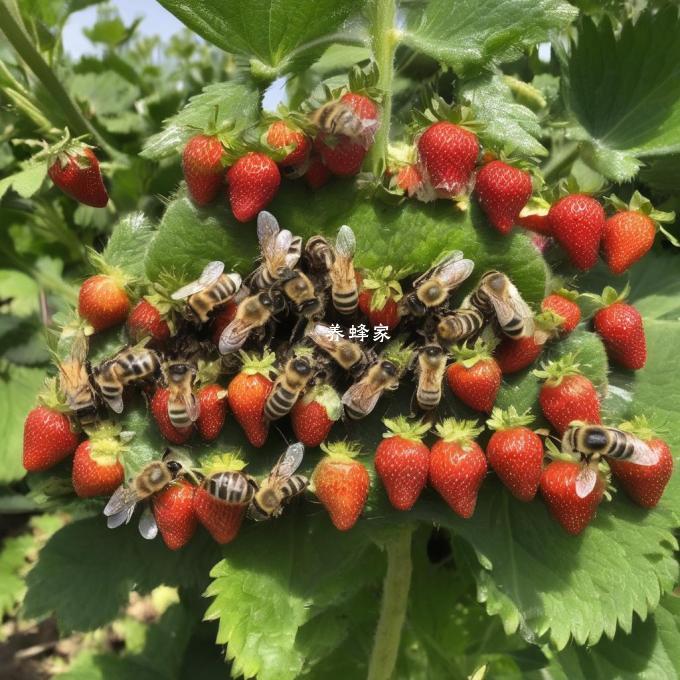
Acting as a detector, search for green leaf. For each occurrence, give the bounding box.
[156,0,363,76]
[144,194,259,283]
[0,533,34,622]
[141,81,260,160]
[460,75,547,157]
[0,269,40,316]
[70,71,140,117]
[401,0,577,76]
[0,365,45,484]
[563,11,680,182]
[103,212,157,280]
[550,594,680,680]
[0,163,47,201]
[24,517,222,633]
[205,511,382,680]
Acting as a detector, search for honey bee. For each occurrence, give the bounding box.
[251,211,302,290]
[402,251,475,317]
[103,449,188,533]
[249,442,309,520]
[264,355,315,421]
[310,99,378,146]
[562,424,659,498]
[414,343,448,411]
[306,322,368,377]
[93,346,161,414]
[171,261,242,323]
[468,271,534,339]
[218,291,280,354]
[436,307,486,345]
[202,470,258,504]
[329,225,358,316]
[58,334,98,426]
[342,359,400,420]
[303,235,333,274]
[163,359,199,428]
[279,269,324,318]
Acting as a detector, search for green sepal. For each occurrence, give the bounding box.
[381,339,414,372]
[582,284,630,309]
[434,418,483,447]
[301,384,342,422]
[238,350,277,377]
[486,406,535,432]
[360,265,406,310]
[617,415,655,442]
[381,416,430,442]
[533,353,584,387]
[319,440,364,462]
[451,338,492,368]
[201,452,247,476]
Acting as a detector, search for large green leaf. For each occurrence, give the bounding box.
[563,10,680,182]
[103,212,157,281]
[401,0,577,76]
[156,0,363,76]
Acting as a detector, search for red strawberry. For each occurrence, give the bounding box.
[417,122,479,197]
[357,266,403,330]
[375,417,430,511]
[79,274,130,332]
[304,154,331,189]
[290,384,342,447]
[72,435,125,498]
[315,133,366,177]
[602,211,655,275]
[153,480,198,550]
[227,351,275,447]
[340,93,379,129]
[446,341,501,413]
[266,120,311,168]
[474,161,532,234]
[540,460,604,535]
[517,212,552,235]
[182,134,224,206]
[429,419,486,518]
[151,387,192,444]
[312,442,370,531]
[541,291,581,335]
[534,355,601,435]
[226,152,281,223]
[548,194,605,270]
[494,335,544,374]
[486,407,543,501]
[48,145,108,208]
[210,301,238,346]
[127,299,170,344]
[591,287,646,370]
[194,486,246,544]
[23,405,79,472]
[196,384,227,441]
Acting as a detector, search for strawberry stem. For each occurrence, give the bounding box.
[367,524,414,680]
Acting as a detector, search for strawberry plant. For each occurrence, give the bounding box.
[1,0,680,678]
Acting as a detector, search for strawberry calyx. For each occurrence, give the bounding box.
[36,377,69,412]
[200,452,247,477]
[319,440,364,463]
[237,350,277,377]
[533,353,583,387]
[582,284,630,309]
[486,406,535,432]
[301,384,343,421]
[413,96,482,134]
[434,418,483,448]
[381,416,430,442]
[360,266,405,311]
[381,340,414,373]
[83,421,129,467]
[196,359,224,388]
[86,248,134,292]
[617,415,656,442]
[451,338,492,368]
[533,310,564,344]
[606,191,676,237]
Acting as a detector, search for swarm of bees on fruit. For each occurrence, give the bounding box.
[51,210,665,542]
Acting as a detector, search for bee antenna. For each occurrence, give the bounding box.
[273,424,291,445]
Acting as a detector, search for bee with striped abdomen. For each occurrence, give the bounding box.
[562,424,660,498]
[250,211,302,290]
[218,291,281,354]
[436,307,486,346]
[249,442,308,520]
[310,100,378,147]
[202,470,258,505]
[306,322,369,378]
[93,346,161,414]
[171,261,242,324]
[278,269,324,319]
[304,235,333,274]
[58,334,98,427]
[402,251,475,317]
[264,354,315,421]
[468,271,534,339]
[163,359,199,428]
[328,225,358,317]
[413,343,448,411]
[342,359,400,420]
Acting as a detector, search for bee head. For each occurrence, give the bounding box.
[292,357,312,375]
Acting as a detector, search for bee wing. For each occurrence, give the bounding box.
[273,443,305,478]
[257,211,280,245]
[307,322,334,348]
[335,225,356,258]
[624,438,660,466]
[103,484,139,517]
[342,379,383,416]
[199,261,226,285]
[107,505,135,529]
[138,506,158,540]
[575,465,598,499]
[184,392,200,422]
[433,257,475,289]
[218,318,251,354]
[486,281,535,336]
[413,251,463,288]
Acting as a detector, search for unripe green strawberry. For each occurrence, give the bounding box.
[429,419,486,518]
[540,460,604,535]
[375,417,430,510]
[72,424,126,498]
[196,384,228,441]
[48,145,108,208]
[486,407,543,502]
[446,341,501,413]
[182,134,224,206]
[153,480,198,550]
[266,120,311,168]
[23,405,79,472]
[290,384,342,447]
[312,442,369,531]
[150,387,192,444]
[127,299,170,344]
[226,152,281,222]
[79,274,130,332]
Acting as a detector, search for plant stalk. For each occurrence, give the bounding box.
[367,0,398,175]
[367,525,414,680]
[0,1,121,159]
